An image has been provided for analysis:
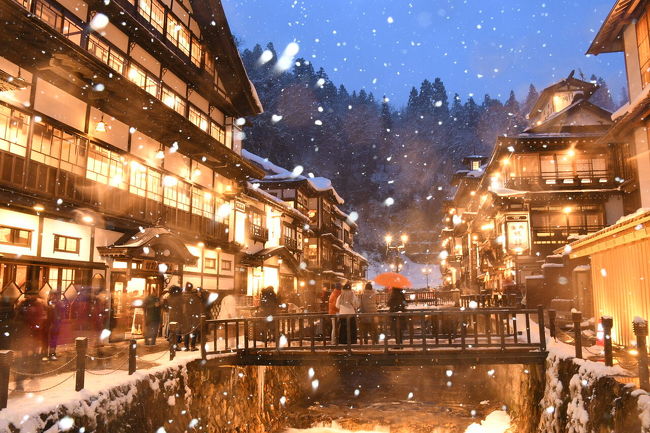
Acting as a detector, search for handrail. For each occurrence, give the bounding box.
[200,308,546,357]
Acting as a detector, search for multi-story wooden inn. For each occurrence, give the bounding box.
[0,0,277,339]
[243,150,368,307]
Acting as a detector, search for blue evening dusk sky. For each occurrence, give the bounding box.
[222,0,627,107]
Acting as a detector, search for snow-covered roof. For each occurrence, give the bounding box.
[242,149,344,204]
[245,182,310,222]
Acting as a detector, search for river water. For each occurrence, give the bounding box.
[282,367,515,433]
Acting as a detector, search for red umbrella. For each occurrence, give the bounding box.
[373,272,412,289]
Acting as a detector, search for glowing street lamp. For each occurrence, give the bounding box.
[421,267,432,289]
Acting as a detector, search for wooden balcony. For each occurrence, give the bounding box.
[281,236,299,251]
[532,225,605,246]
[504,172,616,190]
[249,224,269,243]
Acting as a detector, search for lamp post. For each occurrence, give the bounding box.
[421,267,432,289]
[385,233,408,272]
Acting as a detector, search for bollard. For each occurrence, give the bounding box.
[537,305,546,352]
[75,337,87,392]
[572,311,583,359]
[548,309,557,340]
[602,316,614,367]
[0,350,12,410]
[169,321,178,361]
[128,339,137,375]
[200,314,207,361]
[634,318,650,391]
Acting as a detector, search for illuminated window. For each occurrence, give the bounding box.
[34,0,64,32]
[129,163,162,201]
[210,121,226,145]
[30,122,61,168]
[162,86,186,116]
[0,226,31,247]
[12,0,31,10]
[59,132,87,175]
[53,235,80,254]
[0,105,29,157]
[128,63,160,97]
[164,178,191,211]
[137,0,165,33]
[638,8,650,88]
[191,187,214,218]
[88,35,126,74]
[191,37,203,67]
[86,144,126,189]
[189,106,209,131]
[147,168,162,202]
[220,260,232,271]
[166,14,191,56]
[204,258,216,270]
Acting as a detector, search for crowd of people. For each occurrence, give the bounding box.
[322,282,409,346]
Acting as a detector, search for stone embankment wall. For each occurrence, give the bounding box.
[2,358,335,433]
[487,354,646,433]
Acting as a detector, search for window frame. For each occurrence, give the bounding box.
[0,226,32,247]
[53,234,81,254]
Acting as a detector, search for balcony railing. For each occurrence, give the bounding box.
[282,236,298,251]
[249,224,269,242]
[504,172,615,190]
[532,225,605,245]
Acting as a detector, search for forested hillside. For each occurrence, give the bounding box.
[239,43,618,261]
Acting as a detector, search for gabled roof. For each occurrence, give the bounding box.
[97,227,197,265]
[587,0,639,55]
[528,72,598,119]
[242,149,344,204]
[524,98,613,134]
[189,0,263,116]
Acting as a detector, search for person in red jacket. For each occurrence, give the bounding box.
[328,284,342,344]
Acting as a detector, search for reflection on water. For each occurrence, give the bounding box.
[286,410,512,433]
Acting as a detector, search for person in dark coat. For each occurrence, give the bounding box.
[183,284,202,351]
[143,293,162,346]
[0,294,15,350]
[44,292,65,360]
[258,286,279,342]
[163,285,184,344]
[387,287,407,346]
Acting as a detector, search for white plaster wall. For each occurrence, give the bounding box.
[0,209,38,255]
[624,22,643,100]
[88,107,129,151]
[634,126,650,208]
[93,228,124,262]
[41,219,92,262]
[34,79,86,131]
[57,0,88,21]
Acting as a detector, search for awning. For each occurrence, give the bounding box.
[241,246,302,273]
[97,227,197,265]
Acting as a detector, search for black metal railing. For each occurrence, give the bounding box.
[249,224,269,242]
[504,172,614,189]
[198,308,547,357]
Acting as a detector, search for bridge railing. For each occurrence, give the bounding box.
[460,294,521,309]
[199,307,546,358]
[375,290,457,307]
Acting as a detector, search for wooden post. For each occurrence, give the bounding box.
[547,309,557,340]
[537,305,546,352]
[128,339,137,375]
[0,350,12,410]
[634,318,650,391]
[602,316,613,367]
[200,314,207,361]
[75,337,87,392]
[572,311,582,359]
[169,321,178,361]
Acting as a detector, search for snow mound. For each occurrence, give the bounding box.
[464,410,512,433]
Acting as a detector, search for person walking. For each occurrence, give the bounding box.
[143,292,162,346]
[359,282,378,344]
[183,284,202,351]
[44,292,65,359]
[164,285,183,345]
[13,288,48,391]
[387,287,407,347]
[336,283,358,345]
[258,286,279,342]
[328,284,342,344]
[0,294,14,350]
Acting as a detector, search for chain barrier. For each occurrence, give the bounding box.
[86,348,128,361]
[140,350,170,363]
[10,356,78,377]
[9,371,76,394]
[85,357,130,376]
